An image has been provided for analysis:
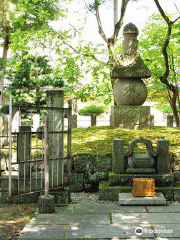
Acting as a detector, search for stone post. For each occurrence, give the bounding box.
[72,115,77,128]
[17,125,31,178]
[157,137,171,174]
[167,115,173,127]
[112,135,125,174]
[91,115,96,127]
[46,90,64,187]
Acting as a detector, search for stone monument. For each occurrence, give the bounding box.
[110,22,153,129]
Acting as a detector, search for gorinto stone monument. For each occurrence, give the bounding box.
[110,22,153,129]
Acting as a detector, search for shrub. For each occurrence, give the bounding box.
[79,104,105,116]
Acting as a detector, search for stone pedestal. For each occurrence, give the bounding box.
[110,105,153,129]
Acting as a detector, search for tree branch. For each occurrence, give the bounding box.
[95,6,108,43]
[112,0,129,43]
[154,0,170,24]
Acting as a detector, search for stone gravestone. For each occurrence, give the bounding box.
[110,23,153,129]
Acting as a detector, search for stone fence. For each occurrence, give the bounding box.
[70,152,180,193]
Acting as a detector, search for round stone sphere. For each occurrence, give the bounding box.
[113,78,148,106]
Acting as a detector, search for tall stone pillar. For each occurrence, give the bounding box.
[17,125,31,178]
[46,90,64,187]
[112,136,125,174]
[157,138,171,174]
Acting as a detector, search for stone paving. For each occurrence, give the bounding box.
[19,203,180,240]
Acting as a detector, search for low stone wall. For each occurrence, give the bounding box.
[173,153,180,181]
[70,154,112,192]
[70,152,180,193]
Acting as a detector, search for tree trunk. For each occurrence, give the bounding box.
[0,26,10,105]
[169,91,180,127]
[38,195,55,213]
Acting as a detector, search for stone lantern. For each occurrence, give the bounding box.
[110,23,154,129]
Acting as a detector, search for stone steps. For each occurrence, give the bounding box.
[99,181,180,201]
[109,172,175,187]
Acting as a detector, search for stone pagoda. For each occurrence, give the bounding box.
[110,22,153,129]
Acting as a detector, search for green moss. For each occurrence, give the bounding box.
[71,126,180,155]
[99,181,132,190]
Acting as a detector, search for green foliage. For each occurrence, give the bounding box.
[0,105,9,114]
[79,104,106,115]
[155,105,179,113]
[6,52,63,106]
[139,14,180,105]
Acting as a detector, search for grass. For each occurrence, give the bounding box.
[0,203,37,240]
[71,126,180,155]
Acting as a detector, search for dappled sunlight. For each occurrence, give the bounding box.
[71,126,180,154]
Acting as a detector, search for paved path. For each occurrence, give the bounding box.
[19,203,180,239]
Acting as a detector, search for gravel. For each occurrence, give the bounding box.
[70,192,118,204]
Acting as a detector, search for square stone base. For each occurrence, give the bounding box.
[110,105,153,129]
[119,192,166,205]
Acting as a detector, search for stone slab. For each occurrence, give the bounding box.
[112,213,180,224]
[109,173,174,187]
[19,224,67,239]
[66,224,154,239]
[147,203,180,212]
[153,224,180,238]
[74,203,146,213]
[30,213,110,225]
[119,193,166,206]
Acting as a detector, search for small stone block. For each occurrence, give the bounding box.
[119,192,166,205]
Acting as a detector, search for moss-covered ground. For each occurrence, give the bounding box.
[71,126,180,155]
[0,203,37,240]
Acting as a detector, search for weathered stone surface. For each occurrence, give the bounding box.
[174,171,180,181]
[19,224,67,239]
[99,181,177,201]
[110,105,152,129]
[154,224,180,238]
[30,213,110,225]
[147,203,180,212]
[157,138,171,174]
[70,173,84,192]
[46,90,64,187]
[49,188,70,204]
[17,125,31,178]
[173,152,180,170]
[74,203,146,213]
[112,136,125,174]
[119,193,166,206]
[72,154,112,190]
[122,22,139,55]
[111,55,151,79]
[66,224,154,239]
[173,186,180,201]
[112,212,180,224]
[108,173,174,186]
[113,78,148,106]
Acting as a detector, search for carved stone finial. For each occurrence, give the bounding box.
[122,22,139,55]
[123,22,139,36]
